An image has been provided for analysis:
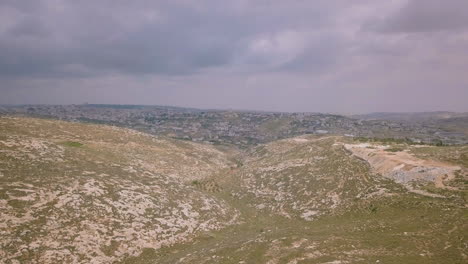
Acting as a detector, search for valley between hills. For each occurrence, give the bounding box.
[0,114,467,264]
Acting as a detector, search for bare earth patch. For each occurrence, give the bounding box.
[344,143,461,196]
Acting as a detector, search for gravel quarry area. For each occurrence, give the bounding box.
[344,143,462,191]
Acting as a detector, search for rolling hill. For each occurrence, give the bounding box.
[0,116,467,263]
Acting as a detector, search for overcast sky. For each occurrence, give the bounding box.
[0,0,467,113]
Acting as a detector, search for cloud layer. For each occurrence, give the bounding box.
[1,0,467,113]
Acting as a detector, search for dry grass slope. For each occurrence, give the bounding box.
[0,117,467,264]
[0,117,239,263]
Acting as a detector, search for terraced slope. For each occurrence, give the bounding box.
[0,117,239,263]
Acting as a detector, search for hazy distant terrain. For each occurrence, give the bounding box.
[2,105,467,146]
[353,112,468,138]
[0,111,467,263]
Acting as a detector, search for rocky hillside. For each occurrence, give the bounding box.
[146,138,466,264]
[0,117,239,263]
[1,116,467,263]
[236,136,386,220]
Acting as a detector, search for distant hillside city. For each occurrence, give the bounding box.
[1,104,467,146]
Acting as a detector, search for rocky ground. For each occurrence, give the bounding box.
[344,143,464,196]
[0,116,467,263]
[0,117,239,263]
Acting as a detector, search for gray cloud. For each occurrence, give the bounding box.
[376,0,468,33]
[0,1,236,77]
[0,0,339,77]
[0,0,467,113]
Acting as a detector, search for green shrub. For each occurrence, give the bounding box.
[61,141,83,147]
[385,147,404,152]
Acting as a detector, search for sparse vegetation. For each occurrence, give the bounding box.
[0,116,466,264]
[385,147,404,152]
[61,141,84,147]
